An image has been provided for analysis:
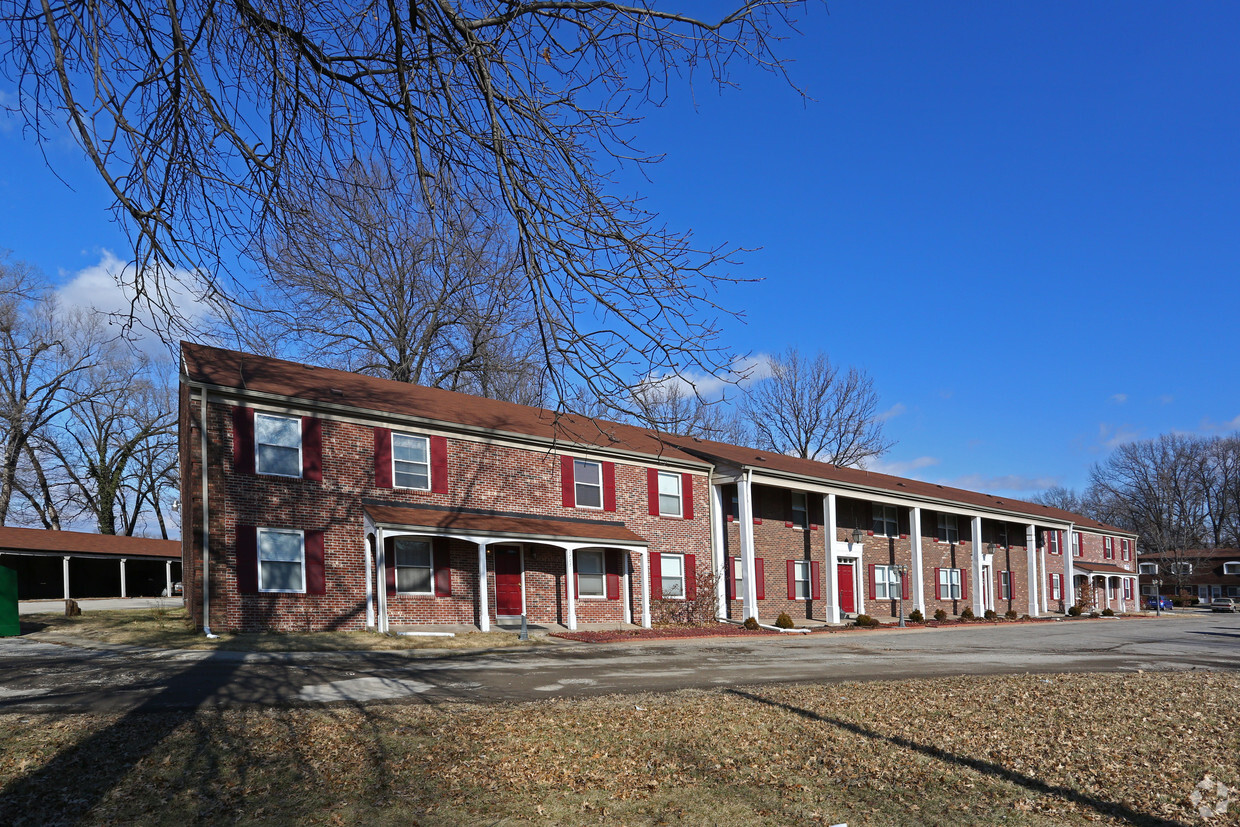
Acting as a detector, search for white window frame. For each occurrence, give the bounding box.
[1123,579,1133,600]
[576,549,606,599]
[1171,562,1193,575]
[874,564,901,600]
[1104,537,1113,559]
[792,560,811,599]
[1138,563,1157,575]
[1141,584,1154,596]
[872,503,898,537]
[255,412,302,478]
[656,471,683,518]
[731,556,744,599]
[1051,573,1062,601]
[1223,562,1240,576]
[257,527,306,594]
[938,513,959,544]
[1121,539,1131,561]
[1072,532,1082,558]
[939,567,962,601]
[573,459,603,510]
[392,432,432,491]
[1048,531,1060,555]
[393,537,434,595]
[791,492,808,528]
[1000,570,1011,600]
[1227,586,1240,598]
[661,553,685,599]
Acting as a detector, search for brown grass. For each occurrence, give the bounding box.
[20,607,541,652]
[1,671,1235,825]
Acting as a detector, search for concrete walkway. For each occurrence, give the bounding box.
[18,597,185,615]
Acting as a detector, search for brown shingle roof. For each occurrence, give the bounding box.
[364,505,647,545]
[665,435,1134,535]
[0,526,179,559]
[1072,561,1135,575]
[181,342,705,467]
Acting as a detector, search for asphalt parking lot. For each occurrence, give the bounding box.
[1,611,1237,712]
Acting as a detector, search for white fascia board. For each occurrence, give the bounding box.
[371,522,648,550]
[186,384,711,474]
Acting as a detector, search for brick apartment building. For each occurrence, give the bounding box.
[1138,549,1240,603]
[180,343,1140,633]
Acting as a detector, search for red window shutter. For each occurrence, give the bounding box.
[810,524,819,531]
[934,567,941,601]
[561,456,575,507]
[727,555,736,599]
[232,406,255,475]
[755,558,765,600]
[960,568,969,600]
[685,553,697,599]
[374,428,393,487]
[603,462,617,512]
[385,538,396,595]
[811,561,822,599]
[606,550,621,600]
[236,525,258,594]
[433,537,451,596]
[786,559,797,600]
[681,473,693,520]
[867,564,877,600]
[1048,571,1054,598]
[647,468,660,516]
[650,552,662,599]
[305,530,326,595]
[902,569,910,601]
[302,416,322,481]
[430,435,448,494]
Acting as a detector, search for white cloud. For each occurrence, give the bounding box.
[55,250,219,357]
[945,473,1058,494]
[1197,414,1240,434]
[645,352,773,400]
[877,402,906,422]
[862,455,940,478]
[1097,422,1141,450]
[1110,393,1127,405]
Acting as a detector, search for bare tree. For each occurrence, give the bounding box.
[624,378,748,443]
[251,160,547,405]
[1032,486,1084,514]
[3,1,808,410]
[740,348,892,466]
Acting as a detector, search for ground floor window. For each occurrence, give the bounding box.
[732,557,744,599]
[1051,573,1062,601]
[1123,579,1133,600]
[258,528,305,593]
[661,553,685,598]
[874,564,901,599]
[577,550,605,597]
[792,560,810,599]
[1228,586,1240,597]
[938,567,962,600]
[394,538,433,594]
[1141,585,1154,596]
[1000,570,1011,600]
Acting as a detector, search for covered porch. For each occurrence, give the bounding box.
[1073,562,1138,612]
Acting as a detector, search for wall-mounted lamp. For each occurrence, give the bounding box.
[852,528,865,545]
[986,542,997,555]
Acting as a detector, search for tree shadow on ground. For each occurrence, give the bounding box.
[726,688,1189,827]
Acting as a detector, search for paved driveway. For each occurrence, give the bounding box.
[1,613,1237,713]
[18,597,185,614]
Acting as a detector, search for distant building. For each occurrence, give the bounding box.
[0,526,181,601]
[1138,549,1240,603]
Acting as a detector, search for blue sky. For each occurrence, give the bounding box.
[2,2,1238,499]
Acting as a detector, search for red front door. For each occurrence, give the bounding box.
[837,563,856,614]
[494,546,523,616]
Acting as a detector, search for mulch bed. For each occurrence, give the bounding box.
[552,624,779,643]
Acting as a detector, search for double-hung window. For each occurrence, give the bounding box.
[392,433,431,490]
[1049,531,1060,555]
[257,528,305,592]
[792,560,811,599]
[872,504,898,537]
[1000,571,1012,600]
[393,538,433,594]
[255,413,301,477]
[661,553,685,598]
[657,471,683,517]
[1072,532,1082,557]
[732,557,744,599]
[938,567,962,600]
[937,513,958,544]
[1121,539,1131,561]
[791,492,807,528]
[874,564,901,599]
[574,460,603,509]
[576,550,605,598]
[1104,537,1114,559]
[1051,573,1063,601]
[1123,579,1133,600]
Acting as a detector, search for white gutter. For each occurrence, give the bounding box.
[199,383,217,638]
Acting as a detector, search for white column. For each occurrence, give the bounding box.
[165,560,173,599]
[477,542,490,632]
[1039,539,1049,614]
[1063,523,1075,614]
[565,547,577,631]
[1026,524,1039,617]
[824,494,840,623]
[737,471,759,622]
[910,506,925,614]
[622,552,632,625]
[365,536,375,628]
[710,483,726,619]
[375,526,388,633]
[119,558,127,598]
[971,516,984,616]
[640,549,651,628]
[63,555,71,600]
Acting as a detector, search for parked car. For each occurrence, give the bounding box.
[1210,597,1236,613]
[1145,595,1173,611]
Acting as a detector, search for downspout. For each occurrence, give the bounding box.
[200,384,217,638]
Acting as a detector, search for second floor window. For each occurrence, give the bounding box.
[392,434,431,490]
[791,492,807,528]
[1104,537,1114,559]
[1138,563,1157,574]
[1049,531,1060,555]
[937,513,959,544]
[657,471,683,517]
[574,460,603,509]
[1072,532,1082,557]
[256,413,301,477]
[872,503,898,537]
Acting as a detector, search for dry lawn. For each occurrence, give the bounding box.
[20,607,539,652]
[1,671,1237,826]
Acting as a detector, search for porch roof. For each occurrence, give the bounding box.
[1073,562,1134,575]
[364,504,648,547]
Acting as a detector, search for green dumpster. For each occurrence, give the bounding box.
[0,564,18,636]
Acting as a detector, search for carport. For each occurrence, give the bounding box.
[0,526,180,601]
